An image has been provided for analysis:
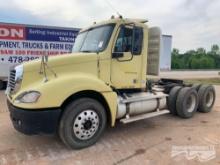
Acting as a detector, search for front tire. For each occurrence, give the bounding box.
[59,98,107,149]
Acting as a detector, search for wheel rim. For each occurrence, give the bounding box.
[186,94,196,113]
[73,110,99,140]
[206,91,214,107]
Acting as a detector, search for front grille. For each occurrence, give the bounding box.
[8,69,16,92]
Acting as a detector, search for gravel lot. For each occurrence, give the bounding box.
[0,86,220,165]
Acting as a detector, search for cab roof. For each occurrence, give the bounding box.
[80,17,148,33]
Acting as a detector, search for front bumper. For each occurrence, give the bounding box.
[7,100,61,135]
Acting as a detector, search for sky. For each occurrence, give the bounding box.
[0,0,220,53]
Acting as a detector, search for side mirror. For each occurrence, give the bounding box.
[112,52,124,58]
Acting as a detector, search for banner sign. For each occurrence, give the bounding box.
[0,23,80,64]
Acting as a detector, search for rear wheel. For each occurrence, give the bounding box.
[176,87,198,118]
[191,84,201,91]
[168,86,182,115]
[59,98,107,149]
[198,85,215,113]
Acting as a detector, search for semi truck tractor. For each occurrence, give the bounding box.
[6,17,216,149]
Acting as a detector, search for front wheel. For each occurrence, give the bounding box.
[59,98,107,149]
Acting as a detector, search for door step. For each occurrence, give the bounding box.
[120,109,170,124]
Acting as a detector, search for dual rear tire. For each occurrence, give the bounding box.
[176,87,198,118]
[168,86,182,115]
[198,85,216,113]
[168,85,215,118]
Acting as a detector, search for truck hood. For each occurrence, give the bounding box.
[23,53,98,72]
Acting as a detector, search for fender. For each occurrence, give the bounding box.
[11,73,118,125]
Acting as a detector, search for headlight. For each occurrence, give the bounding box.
[14,64,23,92]
[15,91,41,103]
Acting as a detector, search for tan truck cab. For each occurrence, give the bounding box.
[6,17,216,149]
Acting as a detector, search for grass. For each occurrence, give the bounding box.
[184,78,220,85]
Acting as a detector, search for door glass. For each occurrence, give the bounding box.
[132,27,143,55]
[114,27,133,53]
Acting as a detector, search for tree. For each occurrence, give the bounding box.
[211,44,219,55]
[190,58,201,69]
[171,45,219,70]
[171,55,185,69]
[186,50,196,56]
[172,48,179,56]
[200,56,215,69]
[196,47,206,55]
[190,56,215,69]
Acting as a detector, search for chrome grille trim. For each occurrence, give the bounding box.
[8,69,16,92]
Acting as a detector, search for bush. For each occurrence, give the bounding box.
[171,46,219,69]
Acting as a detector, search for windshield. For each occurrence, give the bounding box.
[72,24,115,53]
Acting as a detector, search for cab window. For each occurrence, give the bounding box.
[114,27,133,52]
[114,26,143,55]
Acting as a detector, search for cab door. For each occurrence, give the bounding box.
[110,25,144,89]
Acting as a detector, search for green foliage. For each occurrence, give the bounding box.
[171,45,220,69]
[196,47,206,55]
[211,44,219,55]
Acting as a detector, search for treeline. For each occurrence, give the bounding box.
[171,45,220,69]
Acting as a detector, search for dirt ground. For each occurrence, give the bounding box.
[0,86,220,165]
